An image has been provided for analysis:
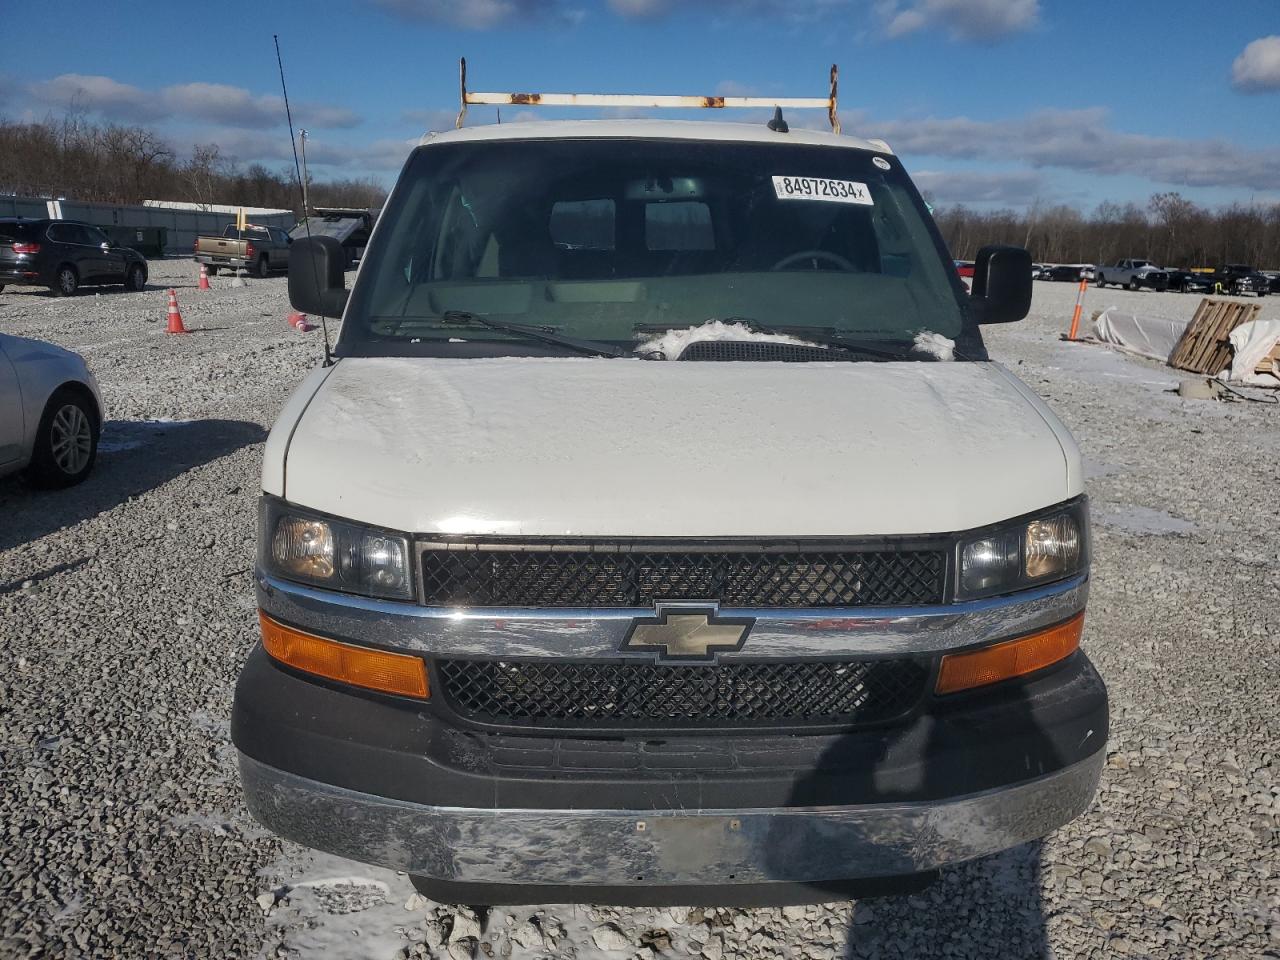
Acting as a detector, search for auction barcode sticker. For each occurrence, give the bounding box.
[772,176,873,205]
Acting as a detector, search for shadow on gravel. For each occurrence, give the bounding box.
[0,418,266,551]
[0,555,92,594]
[767,682,1060,959]
[841,842,1048,959]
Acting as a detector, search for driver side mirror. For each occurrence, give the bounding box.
[289,235,349,318]
[970,245,1032,324]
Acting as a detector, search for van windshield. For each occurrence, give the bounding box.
[341,137,967,356]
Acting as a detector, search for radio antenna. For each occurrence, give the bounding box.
[274,34,333,367]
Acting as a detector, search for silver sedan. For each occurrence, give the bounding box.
[0,333,103,487]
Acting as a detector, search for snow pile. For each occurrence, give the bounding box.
[634,320,822,359]
[912,330,955,361]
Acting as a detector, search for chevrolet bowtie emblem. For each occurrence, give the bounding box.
[620,603,754,662]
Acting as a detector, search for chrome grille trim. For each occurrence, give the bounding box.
[256,572,1088,659]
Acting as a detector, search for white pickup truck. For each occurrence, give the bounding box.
[1094,258,1169,290]
[232,117,1106,906]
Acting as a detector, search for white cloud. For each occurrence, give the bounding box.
[912,169,1045,204]
[879,0,1039,41]
[607,0,671,15]
[607,0,862,23]
[1232,35,1280,93]
[29,73,165,122]
[851,107,1280,191]
[371,0,572,28]
[26,74,358,130]
[208,128,414,174]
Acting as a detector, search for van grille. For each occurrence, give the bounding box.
[418,542,945,608]
[436,658,928,728]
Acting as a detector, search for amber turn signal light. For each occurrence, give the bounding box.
[936,613,1084,695]
[258,611,429,699]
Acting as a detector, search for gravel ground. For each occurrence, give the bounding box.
[1,262,1276,959]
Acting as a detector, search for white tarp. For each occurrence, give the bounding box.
[1091,308,1189,362]
[1224,318,1280,386]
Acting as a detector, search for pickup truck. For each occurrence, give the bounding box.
[1211,263,1270,297]
[193,224,291,278]
[1094,258,1168,290]
[232,118,1107,907]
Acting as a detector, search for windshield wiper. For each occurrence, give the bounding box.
[434,310,625,358]
[715,318,914,362]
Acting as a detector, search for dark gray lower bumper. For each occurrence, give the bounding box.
[238,747,1104,887]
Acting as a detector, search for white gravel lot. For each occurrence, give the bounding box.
[1,261,1277,959]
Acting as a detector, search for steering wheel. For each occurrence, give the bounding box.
[770,249,857,272]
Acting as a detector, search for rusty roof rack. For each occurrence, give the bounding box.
[455,58,840,133]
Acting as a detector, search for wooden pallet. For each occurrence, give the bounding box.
[1168,298,1262,374]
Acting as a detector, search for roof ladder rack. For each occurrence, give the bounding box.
[455,59,840,133]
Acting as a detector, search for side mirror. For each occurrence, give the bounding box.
[970,245,1032,324]
[289,236,349,318]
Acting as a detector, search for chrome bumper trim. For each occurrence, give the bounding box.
[238,748,1104,885]
[256,572,1088,658]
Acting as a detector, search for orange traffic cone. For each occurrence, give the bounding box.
[287,310,315,332]
[166,289,188,334]
[198,263,210,290]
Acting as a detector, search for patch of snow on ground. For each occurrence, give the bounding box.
[260,850,418,960]
[634,320,819,359]
[1096,504,1196,536]
[912,330,955,360]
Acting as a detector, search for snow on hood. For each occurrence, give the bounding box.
[912,331,955,361]
[634,320,820,359]
[281,357,1080,538]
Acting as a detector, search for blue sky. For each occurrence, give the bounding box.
[3,0,1278,211]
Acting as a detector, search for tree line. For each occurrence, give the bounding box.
[932,193,1280,270]
[0,114,387,213]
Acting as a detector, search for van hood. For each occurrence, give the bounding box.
[280,357,1080,538]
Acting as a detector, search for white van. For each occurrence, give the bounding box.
[232,118,1105,906]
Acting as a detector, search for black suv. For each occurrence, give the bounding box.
[0,218,149,296]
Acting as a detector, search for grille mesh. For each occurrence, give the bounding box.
[437,658,928,728]
[677,341,839,362]
[419,546,944,608]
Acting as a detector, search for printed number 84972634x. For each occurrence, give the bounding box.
[771,176,874,206]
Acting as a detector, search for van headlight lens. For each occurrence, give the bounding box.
[261,498,412,600]
[957,500,1088,600]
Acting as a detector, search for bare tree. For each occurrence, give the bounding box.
[181,144,226,210]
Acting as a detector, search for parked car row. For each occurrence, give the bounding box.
[1031,257,1272,296]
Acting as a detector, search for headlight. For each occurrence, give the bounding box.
[956,500,1088,601]
[260,498,413,600]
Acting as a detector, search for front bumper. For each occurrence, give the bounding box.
[239,744,1103,888]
